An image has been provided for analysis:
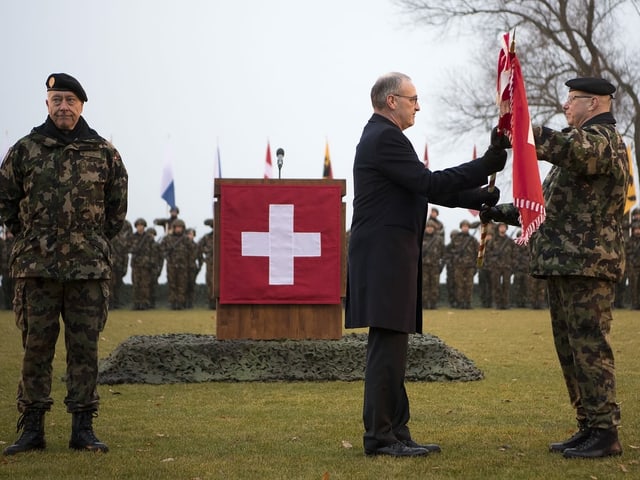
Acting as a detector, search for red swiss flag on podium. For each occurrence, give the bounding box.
[219,184,342,304]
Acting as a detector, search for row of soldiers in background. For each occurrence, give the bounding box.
[1,207,638,311]
[108,208,215,311]
[421,207,640,310]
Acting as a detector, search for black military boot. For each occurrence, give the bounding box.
[3,410,46,455]
[563,427,622,458]
[69,411,109,453]
[549,423,591,453]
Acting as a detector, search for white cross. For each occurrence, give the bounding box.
[241,204,321,285]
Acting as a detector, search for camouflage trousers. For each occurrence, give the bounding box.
[166,265,189,307]
[421,265,440,307]
[12,278,109,413]
[511,272,528,307]
[529,277,547,309]
[132,266,154,308]
[490,268,511,309]
[547,276,620,429]
[453,266,475,306]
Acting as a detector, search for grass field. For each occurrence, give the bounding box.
[0,307,638,479]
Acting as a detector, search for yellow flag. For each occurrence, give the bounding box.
[625,145,637,214]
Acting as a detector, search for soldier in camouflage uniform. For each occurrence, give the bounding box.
[489,223,514,309]
[109,219,131,309]
[443,229,459,307]
[478,229,494,307]
[626,222,640,309]
[0,228,15,309]
[130,218,155,310]
[482,77,629,458]
[510,231,529,308]
[153,206,180,234]
[421,220,444,309]
[161,219,196,309]
[198,219,215,309]
[185,227,200,308]
[0,73,128,455]
[146,227,164,308]
[618,208,640,306]
[449,220,478,309]
[427,207,445,239]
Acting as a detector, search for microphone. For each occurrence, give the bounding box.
[276,148,284,179]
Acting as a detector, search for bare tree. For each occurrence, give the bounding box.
[394,0,640,178]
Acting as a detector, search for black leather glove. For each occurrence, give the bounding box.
[479,203,521,226]
[480,147,507,174]
[491,127,512,149]
[457,186,500,210]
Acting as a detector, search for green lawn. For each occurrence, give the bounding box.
[0,307,638,479]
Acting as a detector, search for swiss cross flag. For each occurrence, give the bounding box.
[219,184,342,304]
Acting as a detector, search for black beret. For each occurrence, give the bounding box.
[565,77,615,96]
[46,73,88,102]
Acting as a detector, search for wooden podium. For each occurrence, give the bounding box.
[214,179,346,340]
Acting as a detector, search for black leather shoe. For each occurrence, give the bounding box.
[402,439,441,453]
[549,428,591,453]
[365,441,428,457]
[563,427,622,459]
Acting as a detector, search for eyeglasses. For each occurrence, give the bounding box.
[392,93,419,105]
[565,95,594,104]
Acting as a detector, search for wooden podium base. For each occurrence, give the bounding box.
[216,303,342,340]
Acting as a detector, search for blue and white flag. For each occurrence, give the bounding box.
[161,152,176,209]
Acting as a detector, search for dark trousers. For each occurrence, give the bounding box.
[363,327,411,451]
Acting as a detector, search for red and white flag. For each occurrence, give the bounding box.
[496,32,545,244]
[263,141,273,179]
[218,184,342,304]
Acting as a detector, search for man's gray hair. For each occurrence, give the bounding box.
[370,72,411,110]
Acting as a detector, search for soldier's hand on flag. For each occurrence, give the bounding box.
[479,203,521,226]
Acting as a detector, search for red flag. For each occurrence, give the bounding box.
[263,141,273,179]
[423,143,429,169]
[468,144,479,216]
[219,184,342,304]
[497,32,545,244]
[323,139,334,179]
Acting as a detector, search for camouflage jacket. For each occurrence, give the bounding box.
[130,231,157,269]
[527,113,629,280]
[0,117,128,280]
[110,222,132,277]
[449,232,479,268]
[161,232,197,269]
[197,231,214,268]
[485,234,515,270]
[421,232,444,268]
[626,234,640,268]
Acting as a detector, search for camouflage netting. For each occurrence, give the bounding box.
[97,333,483,385]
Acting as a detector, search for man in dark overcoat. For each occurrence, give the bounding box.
[345,72,508,457]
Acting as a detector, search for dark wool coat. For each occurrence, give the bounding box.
[345,114,493,334]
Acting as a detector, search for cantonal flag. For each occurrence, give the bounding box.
[219,184,342,304]
[497,31,545,244]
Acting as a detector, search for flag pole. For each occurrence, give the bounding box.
[477,31,515,268]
